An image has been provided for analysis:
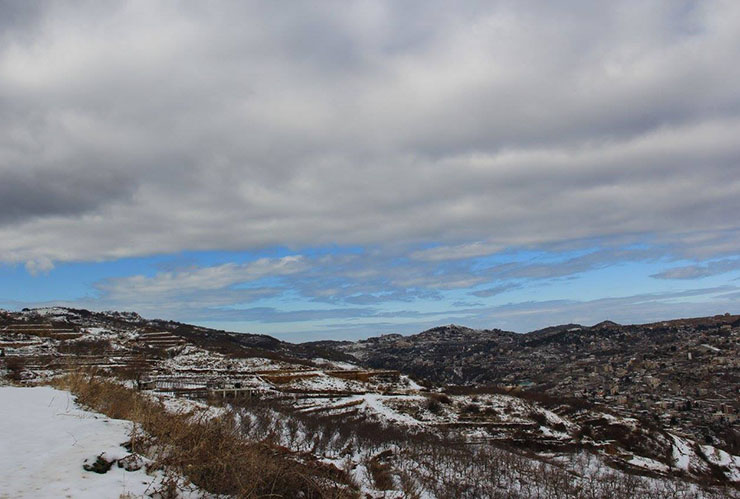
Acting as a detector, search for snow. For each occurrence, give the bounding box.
[164,346,280,372]
[295,392,426,426]
[700,445,740,481]
[0,386,200,498]
[596,411,639,428]
[4,308,739,495]
[158,393,227,421]
[628,455,670,473]
[538,425,570,439]
[670,434,692,471]
[26,307,70,318]
[311,358,360,370]
[85,327,111,336]
[362,394,423,426]
[402,375,424,390]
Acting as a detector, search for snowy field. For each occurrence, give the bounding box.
[0,386,189,499]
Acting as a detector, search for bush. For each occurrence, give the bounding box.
[529,411,548,426]
[4,356,26,382]
[462,403,480,415]
[426,397,442,414]
[53,372,356,498]
[425,393,451,414]
[367,454,395,490]
[58,339,111,356]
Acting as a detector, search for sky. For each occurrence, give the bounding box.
[1,1,739,342]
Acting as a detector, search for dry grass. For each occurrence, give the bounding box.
[45,372,734,498]
[53,372,357,498]
[366,451,395,490]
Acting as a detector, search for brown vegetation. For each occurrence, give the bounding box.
[4,356,26,382]
[53,372,356,498]
[58,338,112,355]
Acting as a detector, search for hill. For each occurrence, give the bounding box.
[1,307,738,497]
[338,315,740,455]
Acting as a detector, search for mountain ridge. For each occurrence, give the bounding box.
[2,306,739,492]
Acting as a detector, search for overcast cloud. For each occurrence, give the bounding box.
[1,1,739,339]
[1,1,739,265]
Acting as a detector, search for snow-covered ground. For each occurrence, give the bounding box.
[0,386,198,499]
[701,445,740,482]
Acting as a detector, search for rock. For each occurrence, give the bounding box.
[83,454,114,474]
[117,454,144,472]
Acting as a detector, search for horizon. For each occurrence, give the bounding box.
[2,305,737,344]
[2,1,740,342]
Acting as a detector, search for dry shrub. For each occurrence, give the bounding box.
[58,338,111,355]
[529,410,548,426]
[444,384,509,396]
[426,397,443,414]
[462,403,480,415]
[366,452,395,490]
[424,393,453,414]
[398,470,422,499]
[114,355,150,382]
[53,372,356,498]
[4,356,26,382]
[428,393,452,404]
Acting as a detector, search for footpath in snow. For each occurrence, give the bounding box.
[0,386,172,499]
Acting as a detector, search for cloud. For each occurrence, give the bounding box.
[183,306,379,324]
[97,256,307,300]
[651,258,740,279]
[0,168,135,226]
[0,1,738,266]
[658,229,740,259]
[410,242,504,261]
[3,2,740,342]
[460,286,740,333]
[255,285,740,341]
[24,256,54,276]
[471,283,521,298]
[73,243,716,320]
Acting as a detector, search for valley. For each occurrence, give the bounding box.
[1,307,738,498]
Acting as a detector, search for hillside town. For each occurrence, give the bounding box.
[341,315,740,454]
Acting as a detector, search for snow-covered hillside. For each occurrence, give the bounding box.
[1,307,739,497]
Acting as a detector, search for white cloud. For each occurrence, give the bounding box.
[651,258,740,280]
[98,256,306,300]
[24,257,54,276]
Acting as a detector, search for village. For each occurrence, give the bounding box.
[340,315,740,454]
